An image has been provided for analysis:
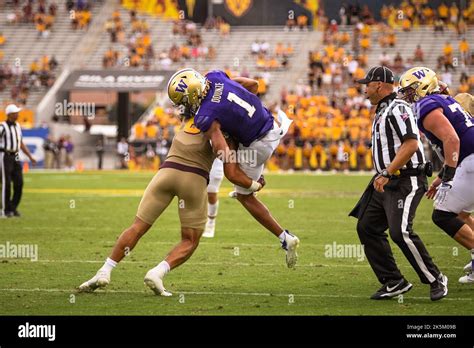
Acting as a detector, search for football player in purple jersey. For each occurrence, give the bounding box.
[399,67,474,284]
[167,68,300,268]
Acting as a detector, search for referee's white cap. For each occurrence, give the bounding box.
[5,104,21,115]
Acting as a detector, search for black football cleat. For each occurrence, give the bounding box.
[370,278,413,300]
[430,274,448,301]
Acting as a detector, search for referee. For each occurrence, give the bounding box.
[349,67,448,301]
[0,104,36,218]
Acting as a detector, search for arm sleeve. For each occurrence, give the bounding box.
[389,103,419,141]
[194,113,218,133]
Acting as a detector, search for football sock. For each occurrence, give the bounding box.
[208,201,219,219]
[278,230,287,243]
[155,260,171,277]
[471,249,474,270]
[100,257,117,273]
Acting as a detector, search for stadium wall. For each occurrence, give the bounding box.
[180,0,313,26]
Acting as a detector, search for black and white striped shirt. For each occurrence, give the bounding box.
[371,93,425,173]
[0,121,23,153]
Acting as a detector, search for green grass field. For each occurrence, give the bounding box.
[0,171,472,315]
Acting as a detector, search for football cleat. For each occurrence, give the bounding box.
[459,272,474,284]
[202,218,216,238]
[144,268,172,297]
[370,278,413,300]
[78,270,110,292]
[281,231,299,268]
[430,273,448,301]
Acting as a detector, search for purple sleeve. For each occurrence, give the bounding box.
[416,97,443,123]
[206,70,230,79]
[194,112,217,132]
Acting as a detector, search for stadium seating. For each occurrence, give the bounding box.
[0,0,105,116]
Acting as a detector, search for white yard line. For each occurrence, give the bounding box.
[1,259,466,269]
[0,287,470,301]
[39,240,459,249]
[2,259,371,267]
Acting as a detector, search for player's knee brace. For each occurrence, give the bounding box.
[432,209,465,238]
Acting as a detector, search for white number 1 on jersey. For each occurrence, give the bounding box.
[227,92,256,118]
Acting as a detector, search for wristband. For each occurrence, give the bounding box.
[249,180,262,192]
[441,165,456,182]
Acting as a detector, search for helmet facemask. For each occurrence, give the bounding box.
[398,82,420,103]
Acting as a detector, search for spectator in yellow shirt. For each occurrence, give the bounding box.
[459,38,470,64]
[30,60,39,74]
[449,3,459,24]
[438,3,449,22]
[402,18,411,31]
[443,42,453,57]
[360,37,371,51]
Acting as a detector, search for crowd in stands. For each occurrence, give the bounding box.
[202,16,231,36]
[285,13,310,31]
[104,9,154,69]
[0,55,58,105]
[4,1,92,37]
[128,105,178,170]
[273,86,373,172]
[251,40,294,71]
[168,19,217,64]
[67,0,93,30]
[269,0,474,172]
[103,10,221,69]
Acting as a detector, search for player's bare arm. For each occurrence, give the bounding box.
[374,138,419,193]
[204,120,260,190]
[232,76,259,94]
[423,108,460,200]
[20,141,37,165]
[423,108,460,168]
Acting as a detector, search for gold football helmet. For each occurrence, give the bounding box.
[167,68,207,115]
[399,67,439,102]
[454,93,473,115]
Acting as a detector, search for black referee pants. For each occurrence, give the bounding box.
[0,152,23,215]
[353,175,440,285]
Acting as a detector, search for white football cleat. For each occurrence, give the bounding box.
[78,269,110,292]
[463,261,472,274]
[281,231,300,268]
[144,268,172,297]
[459,272,474,284]
[202,218,216,238]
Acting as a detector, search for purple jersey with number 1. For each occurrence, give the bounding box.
[415,94,474,164]
[194,70,274,147]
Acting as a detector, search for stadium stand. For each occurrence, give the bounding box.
[0,0,105,124]
[0,0,473,171]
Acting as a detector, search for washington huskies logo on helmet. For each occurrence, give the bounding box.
[175,79,188,93]
[399,67,439,103]
[412,69,427,79]
[167,68,207,116]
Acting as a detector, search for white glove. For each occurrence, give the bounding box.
[434,181,453,206]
